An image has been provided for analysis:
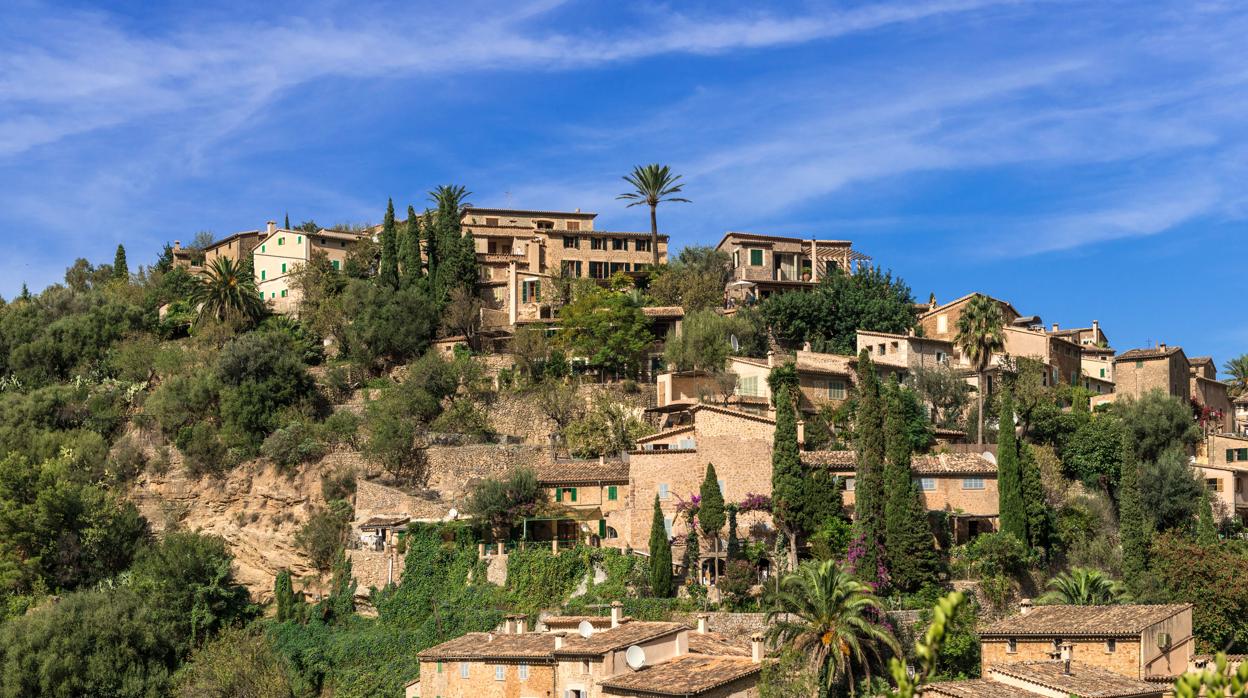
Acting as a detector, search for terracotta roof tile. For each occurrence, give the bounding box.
[642,306,685,317]
[1116,346,1184,361]
[922,679,1038,698]
[554,621,686,657]
[805,451,998,475]
[980,604,1191,638]
[465,207,598,218]
[599,655,761,696]
[990,660,1166,697]
[691,403,776,425]
[687,632,750,657]
[417,632,556,661]
[543,615,625,629]
[536,461,630,485]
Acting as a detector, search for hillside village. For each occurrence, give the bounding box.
[2,177,1248,698]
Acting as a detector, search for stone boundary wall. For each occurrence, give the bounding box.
[672,612,770,639]
[348,548,405,594]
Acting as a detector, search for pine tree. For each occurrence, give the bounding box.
[398,205,423,286]
[112,244,129,280]
[771,384,804,569]
[683,508,700,585]
[284,213,290,229]
[853,350,887,586]
[1020,443,1049,549]
[883,381,940,593]
[1119,430,1148,590]
[649,495,673,597]
[996,389,1026,543]
[726,504,740,561]
[18,283,30,301]
[699,463,726,583]
[378,198,400,289]
[1197,489,1219,546]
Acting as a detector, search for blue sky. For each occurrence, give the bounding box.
[2,0,1246,367]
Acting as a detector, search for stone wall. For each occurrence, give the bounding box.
[672,612,769,640]
[348,548,405,593]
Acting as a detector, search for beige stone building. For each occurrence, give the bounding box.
[716,232,870,305]
[460,207,669,332]
[1190,356,1233,432]
[1236,393,1248,435]
[534,460,632,550]
[251,221,367,313]
[172,229,265,273]
[414,607,762,698]
[1113,345,1191,403]
[923,661,1166,698]
[1194,432,1248,524]
[979,602,1193,684]
[856,330,958,372]
[918,293,1023,342]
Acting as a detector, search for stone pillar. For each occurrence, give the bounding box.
[478,542,486,558]
[496,541,505,556]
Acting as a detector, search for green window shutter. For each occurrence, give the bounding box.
[598,519,606,537]
[555,488,562,502]
[281,289,287,298]
[281,263,287,273]
[332,260,340,270]
[608,485,617,501]
[750,248,763,265]
[297,235,302,243]
[521,282,528,303]
[278,237,284,245]
[570,488,577,502]
[261,245,265,253]
[261,270,266,280]
[1228,449,1235,462]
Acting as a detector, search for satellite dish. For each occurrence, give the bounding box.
[730,334,740,352]
[981,451,997,465]
[625,645,647,670]
[578,620,595,639]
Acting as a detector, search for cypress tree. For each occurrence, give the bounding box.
[683,508,700,585]
[726,504,740,561]
[318,550,356,623]
[1197,489,1219,547]
[423,210,440,277]
[853,350,887,585]
[997,389,1026,543]
[398,205,423,286]
[1119,430,1148,589]
[883,381,939,593]
[649,495,673,597]
[1020,443,1049,549]
[284,213,290,229]
[771,384,804,569]
[699,463,726,583]
[113,244,129,280]
[378,198,400,289]
[274,569,300,622]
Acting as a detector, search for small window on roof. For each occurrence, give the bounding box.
[1106,639,1117,653]
[1006,638,1017,653]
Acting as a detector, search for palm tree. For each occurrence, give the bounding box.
[954,294,1005,445]
[1223,354,1248,397]
[1038,567,1129,605]
[192,257,265,326]
[766,559,900,695]
[428,184,472,218]
[617,164,690,267]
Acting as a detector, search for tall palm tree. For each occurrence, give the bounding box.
[428,184,472,218]
[1223,354,1248,398]
[954,294,1005,445]
[766,559,900,695]
[617,164,690,267]
[1038,567,1129,605]
[192,257,265,326]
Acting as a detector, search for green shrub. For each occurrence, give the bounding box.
[321,467,357,503]
[321,410,361,447]
[261,421,327,472]
[296,504,352,571]
[107,435,148,485]
[176,422,228,477]
[429,399,492,436]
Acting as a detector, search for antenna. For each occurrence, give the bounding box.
[625,645,646,670]
[578,620,595,639]
[730,334,740,352]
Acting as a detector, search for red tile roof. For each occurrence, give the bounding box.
[1116,346,1184,362]
[981,604,1191,638]
[417,632,556,661]
[598,654,761,696]
[554,622,687,658]
[990,660,1166,697]
[806,450,998,475]
[536,461,630,485]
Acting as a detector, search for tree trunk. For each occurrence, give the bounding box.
[977,370,985,446]
[649,205,660,268]
[788,530,798,571]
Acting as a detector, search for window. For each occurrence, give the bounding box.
[598,519,607,537]
[281,263,287,273]
[845,477,856,491]
[485,217,499,226]
[962,477,985,490]
[919,478,936,491]
[590,237,607,250]
[280,289,287,298]
[562,260,583,277]
[581,660,591,674]
[1100,368,1105,377]
[261,270,266,280]
[563,236,579,249]
[567,221,580,231]
[1207,478,1223,492]
[1239,448,1248,461]
[607,485,618,501]
[749,248,764,266]
[518,663,529,680]
[297,235,302,243]
[1006,639,1017,653]
[737,375,759,397]
[1106,639,1117,653]
[261,244,265,253]
[877,343,886,355]
[521,279,541,303]
[605,526,619,539]
[612,238,627,250]
[495,665,505,681]
[663,515,673,535]
[828,380,847,400]
[556,487,577,502]
[536,220,554,230]
[658,483,670,500]
[589,261,607,279]
[460,662,470,678]
[1135,360,1144,368]
[1227,449,1234,462]
[332,259,340,271]
[825,260,839,275]
[1157,632,1172,649]
[935,351,946,364]
[635,239,651,252]
[936,315,948,334]
[609,262,630,274]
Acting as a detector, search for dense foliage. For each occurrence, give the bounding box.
[759,266,915,353]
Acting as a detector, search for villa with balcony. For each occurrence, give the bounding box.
[715,232,871,305]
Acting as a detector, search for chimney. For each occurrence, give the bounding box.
[515,614,527,634]
[1060,643,1074,675]
[1092,319,1099,336]
[553,631,566,650]
[610,601,623,629]
[796,420,806,446]
[487,632,495,643]
[696,613,709,635]
[750,633,764,664]
[266,220,277,234]
[599,455,606,466]
[1019,598,1033,616]
[500,616,513,634]
[1159,342,1167,352]
[1051,323,1059,333]
[766,350,775,368]
[173,240,181,251]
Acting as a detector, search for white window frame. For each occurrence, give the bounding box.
[962,477,985,490]
[845,477,856,491]
[658,483,670,500]
[919,478,936,491]
[519,663,530,679]
[495,665,505,681]
[461,662,470,678]
[827,379,847,400]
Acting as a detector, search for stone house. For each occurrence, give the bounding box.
[252,221,366,313]
[171,229,265,273]
[458,207,669,333]
[1080,344,1116,386]
[534,460,632,549]
[1113,345,1191,403]
[923,660,1166,698]
[414,605,762,698]
[979,601,1194,684]
[855,330,958,373]
[918,293,1022,343]
[1194,432,1248,524]
[715,232,870,305]
[1190,356,1233,432]
[1236,393,1248,435]
[808,450,999,543]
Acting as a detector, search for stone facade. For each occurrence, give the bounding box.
[1114,345,1191,403]
[716,232,869,304]
[981,637,1143,679]
[416,659,556,698]
[347,548,405,592]
[671,612,768,641]
[918,294,1021,342]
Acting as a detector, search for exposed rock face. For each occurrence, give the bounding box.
[129,450,363,601]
